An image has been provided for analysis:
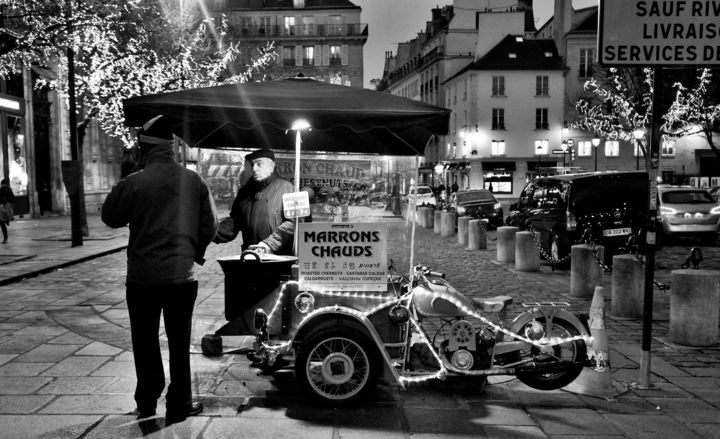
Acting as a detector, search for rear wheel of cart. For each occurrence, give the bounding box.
[296,327,380,405]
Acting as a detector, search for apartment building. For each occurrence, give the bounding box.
[211,0,368,87]
[444,35,564,194]
[383,0,534,188]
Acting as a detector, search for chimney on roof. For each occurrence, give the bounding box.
[552,0,572,60]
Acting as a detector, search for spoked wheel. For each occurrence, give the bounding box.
[514,317,587,390]
[296,327,379,405]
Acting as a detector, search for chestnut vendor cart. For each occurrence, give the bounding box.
[122,79,590,405]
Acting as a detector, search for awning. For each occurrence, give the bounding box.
[482,161,516,172]
[527,161,557,171]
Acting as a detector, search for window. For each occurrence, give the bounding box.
[303,46,314,65]
[301,16,314,35]
[258,16,272,35]
[491,140,506,156]
[662,137,676,156]
[536,76,549,96]
[577,140,592,157]
[579,48,595,78]
[463,79,467,100]
[446,87,451,107]
[534,139,549,155]
[492,108,505,130]
[329,45,342,65]
[605,140,619,157]
[535,108,548,130]
[284,16,296,35]
[282,46,295,66]
[453,84,457,104]
[492,76,505,96]
[329,15,343,35]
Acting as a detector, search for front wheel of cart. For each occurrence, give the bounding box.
[296,327,380,405]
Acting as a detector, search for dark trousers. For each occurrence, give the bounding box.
[126,281,198,411]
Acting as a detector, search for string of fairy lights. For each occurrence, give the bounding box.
[257,279,593,384]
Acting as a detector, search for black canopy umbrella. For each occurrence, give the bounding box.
[122,77,450,156]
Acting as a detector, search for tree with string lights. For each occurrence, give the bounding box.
[574,66,720,160]
[664,68,720,160]
[0,0,276,149]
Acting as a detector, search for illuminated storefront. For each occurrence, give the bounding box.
[0,91,28,215]
[481,161,515,194]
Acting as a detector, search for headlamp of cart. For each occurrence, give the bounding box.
[294,292,315,314]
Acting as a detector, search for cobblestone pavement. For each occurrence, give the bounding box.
[0,215,718,438]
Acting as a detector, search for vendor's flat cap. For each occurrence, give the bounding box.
[138,115,173,144]
[247,148,275,162]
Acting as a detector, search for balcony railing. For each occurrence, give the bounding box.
[235,23,368,38]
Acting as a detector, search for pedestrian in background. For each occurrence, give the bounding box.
[101,115,218,424]
[0,178,15,243]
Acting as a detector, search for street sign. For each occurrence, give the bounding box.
[599,0,720,66]
[566,139,574,147]
[552,149,566,154]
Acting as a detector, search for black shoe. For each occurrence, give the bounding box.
[136,407,156,419]
[165,402,203,424]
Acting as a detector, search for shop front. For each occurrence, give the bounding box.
[0,92,29,216]
[481,160,515,194]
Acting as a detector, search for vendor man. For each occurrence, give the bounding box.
[215,148,295,255]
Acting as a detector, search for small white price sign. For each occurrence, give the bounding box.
[282,192,310,219]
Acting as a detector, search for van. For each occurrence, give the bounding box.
[505,171,649,265]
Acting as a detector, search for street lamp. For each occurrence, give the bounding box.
[633,128,646,171]
[592,138,601,171]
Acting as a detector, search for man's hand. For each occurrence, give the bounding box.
[247,242,271,254]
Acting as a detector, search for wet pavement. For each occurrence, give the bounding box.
[0,212,718,438]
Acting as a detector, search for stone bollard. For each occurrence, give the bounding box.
[570,244,604,298]
[515,231,540,272]
[457,216,471,245]
[434,210,442,234]
[417,207,428,228]
[497,226,518,263]
[440,211,456,237]
[669,269,720,346]
[467,219,486,250]
[425,208,435,229]
[611,254,643,318]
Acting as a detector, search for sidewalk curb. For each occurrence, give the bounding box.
[0,244,127,287]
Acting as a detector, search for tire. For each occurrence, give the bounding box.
[295,327,380,405]
[514,317,587,390]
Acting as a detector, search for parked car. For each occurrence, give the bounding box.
[708,186,720,203]
[505,171,648,265]
[407,185,436,207]
[449,189,504,228]
[656,185,720,242]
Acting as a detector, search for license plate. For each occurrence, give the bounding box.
[603,227,631,237]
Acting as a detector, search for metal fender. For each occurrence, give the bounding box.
[291,306,403,386]
[506,308,590,342]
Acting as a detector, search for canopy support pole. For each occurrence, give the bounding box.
[408,137,433,278]
[293,130,301,256]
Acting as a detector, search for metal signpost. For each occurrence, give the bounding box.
[598,0,720,388]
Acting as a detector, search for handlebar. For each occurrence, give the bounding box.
[427,270,445,278]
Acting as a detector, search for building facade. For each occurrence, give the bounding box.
[383,0,537,195]
[444,35,564,196]
[212,0,368,88]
